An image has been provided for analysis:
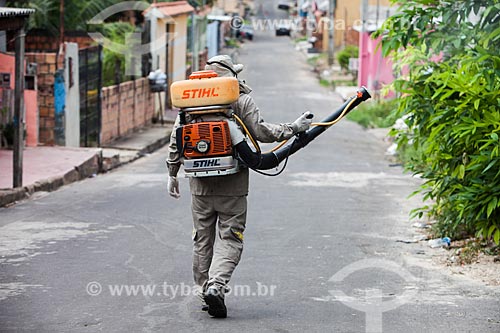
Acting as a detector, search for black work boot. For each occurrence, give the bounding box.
[204,286,227,318]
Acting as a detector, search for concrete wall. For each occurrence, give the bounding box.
[64,43,80,147]
[101,78,154,145]
[207,20,219,59]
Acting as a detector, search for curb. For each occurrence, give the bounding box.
[101,132,171,172]
[0,152,101,208]
[0,134,171,208]
[140,135,170,155]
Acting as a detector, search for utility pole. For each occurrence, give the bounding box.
[59,0,64,46]
[191,12,198,72]
[327,0,336,66]
[359,0,368,89]
[361,0,368,33]
[13,26,25,188]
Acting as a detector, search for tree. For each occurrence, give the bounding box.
[374,0,500,243]
[8,0,126,34]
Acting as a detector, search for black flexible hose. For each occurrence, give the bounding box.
[235,87,371,170]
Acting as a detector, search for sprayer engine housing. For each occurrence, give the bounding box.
[176,121,239,178]
[177,121,233,159]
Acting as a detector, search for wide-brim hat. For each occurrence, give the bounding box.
[205,55,244,77]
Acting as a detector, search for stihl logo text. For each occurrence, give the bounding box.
[181,88,219,99]
[193,159,221,168]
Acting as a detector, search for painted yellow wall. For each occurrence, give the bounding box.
[151,12,190,109]
[334,0,392,47]
[172,13,190,83]
[216,0,245,15]
[155,13,190,84]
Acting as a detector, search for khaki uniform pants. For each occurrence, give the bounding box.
[191,194,247,296]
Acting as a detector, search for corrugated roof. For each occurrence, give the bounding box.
[0,7,35,18]
[145,1,194,17]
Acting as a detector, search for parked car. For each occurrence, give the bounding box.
[236,25,254,41]
[276,23,291,36]
[278,2,290,10]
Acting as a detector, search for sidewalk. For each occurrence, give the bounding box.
[0,123,173,207]
[295,40,359,101]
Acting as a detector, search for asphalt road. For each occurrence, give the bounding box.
[1,4,499,333]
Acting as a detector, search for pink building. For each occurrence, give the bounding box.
[355,5,398,98]
[0,53,38,147]
[357,32,394,98]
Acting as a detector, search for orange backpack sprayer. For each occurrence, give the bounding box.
[170,70,371,177]
[170,70,242,177]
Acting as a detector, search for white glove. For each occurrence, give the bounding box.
[168,176,180,199]
[292,111,313,133]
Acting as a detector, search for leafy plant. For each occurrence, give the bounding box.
[225,38,240,49]
[332,79,356,87]
[319,78,331,87]
[307,53,327,68]
[294,36,308,44]
[337,45,358,72]
[0,122,14,146]
[346,99,398,129]
[374,0,500,244]
[99,22,137,86]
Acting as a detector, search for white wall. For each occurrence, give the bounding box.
[207,21,219,59]
[64,43,80,147]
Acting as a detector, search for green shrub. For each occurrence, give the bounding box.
[319,78,331,87]
[100,22,136,86]
[225,38,240,49]
[294,36,308,44]
[1,122,14,146]
[347,99,398,128]
[332,79,356,87]
[307,53,327,68]
[337,45,358,71]
[375,0,500,244]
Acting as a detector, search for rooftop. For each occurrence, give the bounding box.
[144,1,194,17]
[0,7,35,18]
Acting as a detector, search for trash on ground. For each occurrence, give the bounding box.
[428,237,451,248]
[412,222,431,229]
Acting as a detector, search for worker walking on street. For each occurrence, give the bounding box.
[166,55,312,318]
